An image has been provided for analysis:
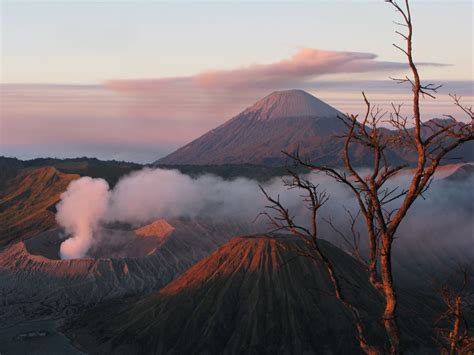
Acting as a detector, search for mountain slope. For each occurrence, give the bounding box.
[70,235,441,354]
[157,90,355,166]
[0,167,79,247]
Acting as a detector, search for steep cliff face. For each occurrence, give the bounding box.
[70,235,441,354]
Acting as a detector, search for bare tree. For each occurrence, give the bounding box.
[261,0,473,354]
[259,172,381,354]
[434,268,473,355]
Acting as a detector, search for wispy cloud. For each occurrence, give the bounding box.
[105,48,446,92]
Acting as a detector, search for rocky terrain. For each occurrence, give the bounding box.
[0,217,260,353]
[68,235,442,354]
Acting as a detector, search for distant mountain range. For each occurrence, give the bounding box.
[157,89,473,166]
[0,156,142,188]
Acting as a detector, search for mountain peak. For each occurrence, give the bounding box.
[242,89,341,121]
[155,89,348,165]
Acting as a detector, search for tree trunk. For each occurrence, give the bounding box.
[449,297,462,355]
[380,233,400,354]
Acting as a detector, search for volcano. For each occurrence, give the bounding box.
[70,235,440,354]
[156,90,357,166]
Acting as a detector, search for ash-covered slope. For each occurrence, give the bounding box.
[0,218,258,329]
[70,235,440,354]
[157,90,357,166]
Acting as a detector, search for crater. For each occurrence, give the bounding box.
[25,220,174,260]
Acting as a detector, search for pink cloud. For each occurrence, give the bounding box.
[105,48,446,92]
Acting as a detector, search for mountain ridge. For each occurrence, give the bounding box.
[0,167,79,247]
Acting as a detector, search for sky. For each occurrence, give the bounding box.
[0,0,473,163]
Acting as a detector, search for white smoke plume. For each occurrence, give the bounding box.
[55,168,302,259]
[106,168,279,223]
[56,177,110,259]
[55,166,473,261]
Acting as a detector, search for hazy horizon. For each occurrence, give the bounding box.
[1,0,472,163]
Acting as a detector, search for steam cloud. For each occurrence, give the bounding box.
[55,167,330,259]
[56,167,473,262]
[56,177,110,259]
